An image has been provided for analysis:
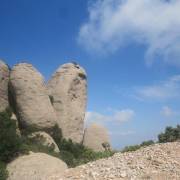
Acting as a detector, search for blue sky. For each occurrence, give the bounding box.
[0,0,180,149]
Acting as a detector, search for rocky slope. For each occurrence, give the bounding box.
[57,142,180,180]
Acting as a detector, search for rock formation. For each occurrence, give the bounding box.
[7,152,67,180]
[47,63,87,143]
[9,63,57,131]
[28,131,60,153]
[83,123,110,152]
[0,60,9,112]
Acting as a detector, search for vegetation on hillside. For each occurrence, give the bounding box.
[0,108,25,163]
[0,108,114,179]
[58,139,114,167]
[0,108,22,179]
[122,125,180,153]
[158,125,180,143]
[50,125,114,167]
[0,162,8,180]
[122,140,155,152]
[0,108,180,179]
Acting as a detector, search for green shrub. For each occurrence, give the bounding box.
[0,108,25,163]
[140,140,154,147]
[122,144,140,152]
[79,148,114,164]
[58,139,89,167]
[78,72,86,80]
[0,161,8,180]
[20,125,41,136]
[21,136,60,158]
[58,139,114,167]
[158,125,180,143]
[50,124,63,146]
[59,150,76,167]
[122,140,154,153]
[60,139,85,158]
[59,146,114,167]
[50,126,114,167]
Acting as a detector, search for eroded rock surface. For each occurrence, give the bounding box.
[83,123,111,152]
[9,63,57,131]
[7,152,67,180]
[47,63,87,143]
[0,60,9,112]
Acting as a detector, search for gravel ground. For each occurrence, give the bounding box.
[51,142,180,180]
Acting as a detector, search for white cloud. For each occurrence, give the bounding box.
[85,109,135,124]
[78,0,180,65]
[85,111,109,122]
[161,106,174,117]
[134,75,180,100]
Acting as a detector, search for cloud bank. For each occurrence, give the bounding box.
[85,109,135,125]
[135,75,180,100]
[78,0,180,65]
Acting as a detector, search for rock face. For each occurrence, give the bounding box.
[7,152,67,180]
[9,63,57,131]
[28,131,60,153]
[47,63,87,143]
[0,60,9,112]
[83,123,110,152]
[61,142,180,180]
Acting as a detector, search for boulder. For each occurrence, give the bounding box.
[83,123,111,152]
[28,131,60,153]
[47,62,87,143]
[9,63,57,131]
[7,152,67,180]
[0,60,9,112]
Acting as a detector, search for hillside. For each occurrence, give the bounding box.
[58,142,180,180]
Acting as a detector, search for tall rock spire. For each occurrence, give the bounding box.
[9,63,57,131]
[47,62,87,143]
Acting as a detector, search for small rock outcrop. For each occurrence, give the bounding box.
[7,152,67,180]
[83,123,111,152]
[47,63,87,143]
[0,60,9,112]
[28,131,60,153]
[9,63,57,131]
